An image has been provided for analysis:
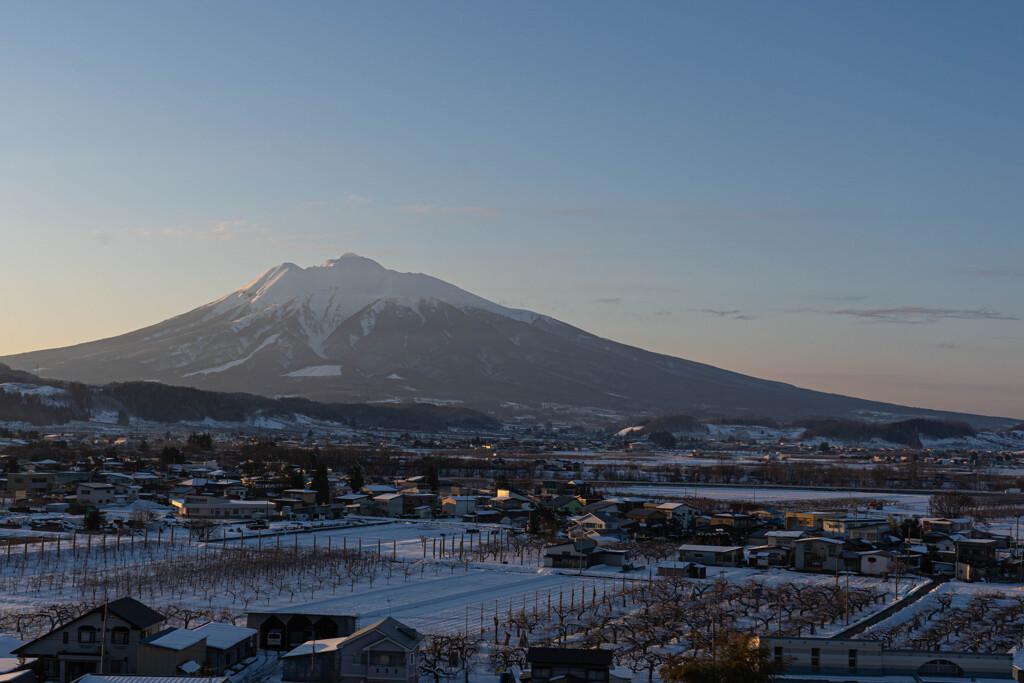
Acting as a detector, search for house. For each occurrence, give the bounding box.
[13,598,165,682]
[282,617,423,683]
[677,544,744,567]
[138,628,206,676]
[282,489,318,505]
[139,623,257,676]
[524,647,613,683]
[707,512,756,529]
[821,517,889,542]
[441,496,476,517]
[542,540,628,569]
[792,537,845,572]
[650,502,702,528]
[759,636,1013,680]
[372,493,404,518]
[764,529,809,548]
[747,545,791,568]
[785,511,844,531]
[845,550,894,576]
[171,496,276,521]
[567,512,620,540]
[76,483,117,507]
[190,622,258,674]
[5,472,57,495]
[920,517,972,535]
[542,495,584,516]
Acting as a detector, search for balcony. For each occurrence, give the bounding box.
[366,665,411,680]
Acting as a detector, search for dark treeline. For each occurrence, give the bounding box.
[0,363,499,432]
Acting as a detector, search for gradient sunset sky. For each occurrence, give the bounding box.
[1,2,1022,418]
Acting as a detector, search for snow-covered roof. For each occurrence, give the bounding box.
[146,629,206,651]
[192,622,257,650]
[794,536,845,545]
[678,544,744,553]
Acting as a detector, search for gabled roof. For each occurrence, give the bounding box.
[793,536,844,545]
[354,616,423,651]
[192,622,257,650]
[106,598,166,629]
[15,598,163,656]
[282,617,422,659]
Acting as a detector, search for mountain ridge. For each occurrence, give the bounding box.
[2,254,1017,429]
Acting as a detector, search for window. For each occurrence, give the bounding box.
[63,632,69,644]
[811,648,820,672]
[848,648,857,673]
[773,647,783,664]
[109,660,126,674]
[111,628,129,645]
[78,627,97,643]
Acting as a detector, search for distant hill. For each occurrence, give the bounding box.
[2,254,1017,429]
[0,364,499,432]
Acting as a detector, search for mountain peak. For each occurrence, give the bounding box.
[319,252,385,270]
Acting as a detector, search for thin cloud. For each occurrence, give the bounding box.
[827,306,1018,324]
[393,204,499,216]
[344,194,375,205]
[698,309,757,320]
[532,251,569,259]
[594,298,622,305]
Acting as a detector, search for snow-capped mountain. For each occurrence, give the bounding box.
[1,254,1016,428]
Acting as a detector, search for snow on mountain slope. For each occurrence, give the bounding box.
[1,254,1018,428]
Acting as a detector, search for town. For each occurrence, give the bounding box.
[1,424,1023,682]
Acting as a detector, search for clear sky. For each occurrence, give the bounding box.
[1,2,1022,418]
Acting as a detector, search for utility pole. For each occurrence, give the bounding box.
[845,569,850,626]
[99,597,109,674]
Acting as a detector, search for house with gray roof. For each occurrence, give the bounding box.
[282,617,423,683]
[13,598,165,682]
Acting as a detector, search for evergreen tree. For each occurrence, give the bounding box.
[84,508,104,532]
[346,463,365,493]
[424,464,440,493]
[312,462,331,504]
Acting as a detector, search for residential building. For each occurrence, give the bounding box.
[171,496,276,520]
[677,544,744,567]
[13,598,165,682]
[760,636,1012,680]
[542,540,628,569]
[792,537,845,572]
[281,617,423,683]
